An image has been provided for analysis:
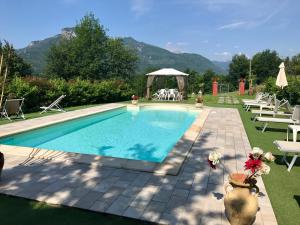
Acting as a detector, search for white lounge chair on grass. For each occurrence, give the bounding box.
[244,94,275,111]
[242,92,267,104]
[256,105,300,132]
[0,98,25,121]
[274,140,300,172]
[40,95,66,114]
[252,99,293,121]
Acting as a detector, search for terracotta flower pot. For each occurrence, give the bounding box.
[0,152,4,180]
[224,173,259,225]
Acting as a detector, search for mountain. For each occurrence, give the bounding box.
[17,35,61,74]
[212,61,230,73]
[17,29,226,74]
[122,37,225,74]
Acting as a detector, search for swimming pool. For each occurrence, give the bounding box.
[0,107,199,162]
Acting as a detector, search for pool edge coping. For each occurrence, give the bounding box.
[0,103,210,175]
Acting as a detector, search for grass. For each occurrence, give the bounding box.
[0,94,299,225]
[0,104,100,126]
[0,195,144,225]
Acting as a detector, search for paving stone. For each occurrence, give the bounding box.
[123,206,145,219]
[172,188,190,198]
[90,200,110,212]
[100,187,125,205]
[106,196,132,215]
[153,189,173,202]
[74,191,103,209]
[43,181,66,193]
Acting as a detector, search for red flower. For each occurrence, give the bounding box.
[132,95,139,100]
[244,158,262,174]
[207,158,216,169]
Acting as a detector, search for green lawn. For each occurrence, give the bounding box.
[0,195,144,225]
[0,104,100,126]
[0,94,299,225]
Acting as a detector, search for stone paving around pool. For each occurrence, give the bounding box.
[0,107,277,225]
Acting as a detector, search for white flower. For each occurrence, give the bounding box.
[208,151,222,165]
[264,152,275,162]
[259,163,271,175]
[252,147,264,159]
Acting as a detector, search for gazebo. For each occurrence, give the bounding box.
[146,68,189,99]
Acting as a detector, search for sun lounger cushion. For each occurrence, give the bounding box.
[274,141,300,153]
[256,117,295,123]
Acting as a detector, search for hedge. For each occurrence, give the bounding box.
[6,77,134,112]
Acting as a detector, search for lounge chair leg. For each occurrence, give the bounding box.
[262,122,268,132]
[282,153,288,163]
[253,115,258,122]
[287,155,298,172]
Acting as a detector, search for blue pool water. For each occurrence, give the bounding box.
[0,107,198,162]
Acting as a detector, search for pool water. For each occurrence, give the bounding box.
[0,107,198,162]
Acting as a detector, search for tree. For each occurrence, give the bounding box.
[228,54,249,89]
[290,54,300,76]
[0,41,32,107]
[0,41,32,77]
[105,38,138,79]
[252,49,281,84]
[46,13,137,80]
[185,69,202,94]
[202,69,216,94]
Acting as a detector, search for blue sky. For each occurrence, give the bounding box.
[1,0,299,61]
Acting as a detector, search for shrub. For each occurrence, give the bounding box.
[5,77,134,112]
[7,77,40,112]
[264,76,300,105]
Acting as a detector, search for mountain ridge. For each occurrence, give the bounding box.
[17,29,227,75]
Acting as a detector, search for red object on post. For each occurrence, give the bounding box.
[212,79,218,96]
[239,79,245,95]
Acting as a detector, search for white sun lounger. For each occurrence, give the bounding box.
[256,105,300,132]
[252,99,293,121]
[244,94,275,111]
[274,140,300,172]
[242,92,267,104]
[40,95,66,114]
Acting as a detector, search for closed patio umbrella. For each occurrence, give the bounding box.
[276,62,288,89]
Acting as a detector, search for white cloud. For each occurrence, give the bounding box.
[131,0,152,16]
[216,0,289,30]
[217,21,246,30]
[165,42,188,53]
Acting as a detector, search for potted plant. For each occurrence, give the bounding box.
[208,147,275,225]
[0,152,4,180]
[131,95,139,105]
[195,91,203,108]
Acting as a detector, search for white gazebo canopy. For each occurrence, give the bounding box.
[146,68,189,76]
[146,68,189,99]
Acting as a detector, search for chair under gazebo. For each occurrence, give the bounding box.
[146,68,189,100]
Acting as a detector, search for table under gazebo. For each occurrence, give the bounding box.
[146,68,189,100]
